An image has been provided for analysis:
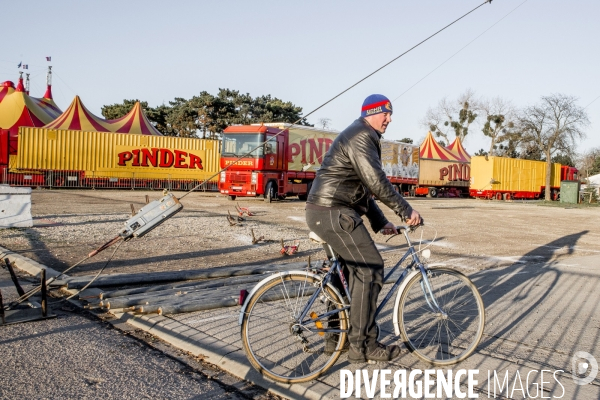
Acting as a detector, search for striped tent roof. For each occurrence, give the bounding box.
[107,101,163,136]
[31,84,62,119]
[0,77,63,135]
[45,98,163,135]
[0,81,15,104]
[419,131,461,161]
[44,95,114,132]
[446,137,471,162]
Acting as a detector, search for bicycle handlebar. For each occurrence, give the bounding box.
[379,218,425,234]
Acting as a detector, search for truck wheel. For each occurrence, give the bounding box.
[264,181,276,203]
[502,193,511,201]
[427,187,437,198]
[495,192,503,201]
[227,195,236,201]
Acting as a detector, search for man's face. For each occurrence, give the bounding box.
[365,112,392,133]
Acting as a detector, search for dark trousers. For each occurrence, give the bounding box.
[305,207,384,351]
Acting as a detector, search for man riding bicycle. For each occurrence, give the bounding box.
[305,94,421,364]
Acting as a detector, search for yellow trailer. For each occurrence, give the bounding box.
[10,127,221,189]
[469,156,566,200]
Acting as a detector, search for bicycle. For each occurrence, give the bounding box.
[239,224,485,384]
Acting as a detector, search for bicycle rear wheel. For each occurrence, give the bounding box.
[240,272,348,383]
[398,267,485,365]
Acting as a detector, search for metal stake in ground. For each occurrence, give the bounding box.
[4,258,25,297]
[41,269,47,318]
[0,290,5,324]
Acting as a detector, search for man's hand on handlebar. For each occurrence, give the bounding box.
[380,222,398,235]
[406,209,421,226]
[380,210,422,235]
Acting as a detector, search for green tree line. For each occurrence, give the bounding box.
[101,89,311,140]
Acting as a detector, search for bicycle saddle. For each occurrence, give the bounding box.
[309,231,327,244]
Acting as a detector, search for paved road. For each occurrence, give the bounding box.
[0,266,277,400]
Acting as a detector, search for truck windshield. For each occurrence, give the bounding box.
[222,133,265,158]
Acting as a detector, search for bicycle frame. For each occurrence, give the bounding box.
[297,226,444,335]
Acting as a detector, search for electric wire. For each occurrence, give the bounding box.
[179,0,493,199]
[4,235,122,309]
[64,238,124,301]
[392,0,530,101]
[4,2,494,306]
[584,95,600,109]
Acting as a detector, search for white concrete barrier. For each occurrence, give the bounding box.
[0,184,33,228]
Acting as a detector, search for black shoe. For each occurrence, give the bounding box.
[347,345,367,364]
[324,335,349,354]
[364,343,403,363]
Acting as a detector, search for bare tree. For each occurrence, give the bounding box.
[317,118,332,130]
[421,89,480,144]
[480,97,518,156]
[577,147,600,179]
[519,94,589,200]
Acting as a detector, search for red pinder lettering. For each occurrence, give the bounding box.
[117,148,203,169]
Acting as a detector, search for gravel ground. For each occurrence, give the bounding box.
[1,189,598,280]
[2,189,599,400]
[0,267,278,400]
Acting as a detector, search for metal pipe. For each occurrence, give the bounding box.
[106,285,244,309]
[101,273,264,299]
[41,269,47,317]
[0,290,5,324]
[63,261,308,289]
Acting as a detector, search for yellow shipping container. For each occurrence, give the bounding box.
[14,127,221,182]
[470,156,561,194]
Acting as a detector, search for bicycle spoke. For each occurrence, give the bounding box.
[241,273,348,383]
[399,268,484,365]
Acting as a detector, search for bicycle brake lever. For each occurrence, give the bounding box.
[385,234,400,243]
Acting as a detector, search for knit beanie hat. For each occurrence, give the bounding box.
[361,94,393,118]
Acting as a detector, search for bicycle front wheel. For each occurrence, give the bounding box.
[398,267,485,365]
[240,272,348,384]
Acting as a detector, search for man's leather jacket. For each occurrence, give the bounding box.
[307,117,413,231]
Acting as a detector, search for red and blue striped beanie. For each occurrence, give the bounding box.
[361,94,393,118]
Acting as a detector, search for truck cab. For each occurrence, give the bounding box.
[219,125,291,202]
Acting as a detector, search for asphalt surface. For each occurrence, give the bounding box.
[0,266,276,400]
[2,192,600,399]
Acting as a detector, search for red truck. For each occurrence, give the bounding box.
[218,123,420,202]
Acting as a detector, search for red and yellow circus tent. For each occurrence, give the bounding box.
[446,137,470,162]
[0,76,63,135]
[106,101,163,136]
[0,81,15,104]
[45,97,163,136]
[31,82,62,118]
[44,95,115,132]
[419,131,462,161]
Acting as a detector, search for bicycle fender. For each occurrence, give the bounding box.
[392,264,450,335]
[238,270,345,325]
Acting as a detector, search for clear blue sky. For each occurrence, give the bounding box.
[2,0,598,154]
